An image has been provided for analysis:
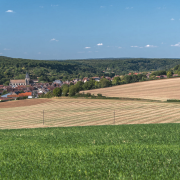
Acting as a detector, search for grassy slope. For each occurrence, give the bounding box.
[1,124,180,179]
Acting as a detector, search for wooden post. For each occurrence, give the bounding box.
[43,110,44,125]
[114,110,115,125]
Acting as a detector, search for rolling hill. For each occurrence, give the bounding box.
[80,77,180,101]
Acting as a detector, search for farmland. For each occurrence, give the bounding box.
[1,98,180,129]
[81,77,180,101]
[1,124,180,179]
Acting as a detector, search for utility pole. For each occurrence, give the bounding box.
[43,110,44,125]
[114,110,115,125]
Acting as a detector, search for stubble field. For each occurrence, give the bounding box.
[81,77,180,101]
[1,98,180,129]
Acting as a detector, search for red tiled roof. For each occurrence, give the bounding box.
[18,92,32,97]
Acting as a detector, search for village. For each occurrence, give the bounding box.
[0,72,179,102]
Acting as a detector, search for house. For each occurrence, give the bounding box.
[146,73,151,79]
[7,92,32,100]
[173,74,179,77]
[53,80,63,85]
[83,77,89,83]
[0,97,12,102]
[91,77,100,82]
[105,77,112,81]
[1,93,12,98]
[160,75,167,78]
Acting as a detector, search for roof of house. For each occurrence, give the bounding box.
[10,79,25,83]
[0,97,10,101]
[18,92,32,97]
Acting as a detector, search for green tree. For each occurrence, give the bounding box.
[112,77,121,85]
[62,86,69,96]
[53,87,62,97]
[69,85,78,96]
[167,71,172,78]
[100,78,111,88]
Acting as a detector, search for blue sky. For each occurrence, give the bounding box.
[1,0,180,60]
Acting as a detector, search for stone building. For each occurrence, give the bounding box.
[9,73,37,86]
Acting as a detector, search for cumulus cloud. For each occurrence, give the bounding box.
[85,47,91,49]
[51,4,59,7]
[131,46,138,48]
[100,6,105,8]
[3,48,10,50]
[145,45,157,48]
[171,18,175,21]
[97,43,103,46]
[0,53,3,55]
[118,47,122,49]
[39,6,44,8]
[38,52,41,54]
[50,38,59,42]
[171,42,180,47]
[6,10,14,13]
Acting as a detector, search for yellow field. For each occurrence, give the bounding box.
[80,78,180,101]
[1,98,180,129]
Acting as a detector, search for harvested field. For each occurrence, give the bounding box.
[0,98,180,129]
[80,77,180,101]
[0,99,51,108]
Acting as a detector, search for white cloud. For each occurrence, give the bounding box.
[118,47,122,49]
[100,6,105,8]
[38,52,41,54]
[131,46,143,48]
[3,48,10,50]
[6,10,14,13]
[51,4,59,7]
[97,43,103,46]
[0,53,3,55]
[50,38,59,42]
[171,42,180,47]
[171,18,175,21]
[85,47,91,49]
[39,6,44,8]
[145,45,157,48]
[126,7,133,9]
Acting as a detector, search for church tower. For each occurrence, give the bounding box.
[25,72,30,85]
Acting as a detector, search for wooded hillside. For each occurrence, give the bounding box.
[0,56,180,85]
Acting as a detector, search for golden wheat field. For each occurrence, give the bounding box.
[81,78,180,101]
[0,98,180,129]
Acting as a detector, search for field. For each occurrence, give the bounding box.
[1,124,180,179]
[81,78,180,101]
[1,79,180,179]
[1,98,180,129]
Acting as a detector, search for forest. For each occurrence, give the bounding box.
[1,56,180,85]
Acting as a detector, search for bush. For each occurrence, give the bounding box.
[97,93,102,97]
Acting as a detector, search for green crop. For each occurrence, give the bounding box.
[0,124,180,179]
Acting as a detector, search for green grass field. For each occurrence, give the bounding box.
[1,124,180,179]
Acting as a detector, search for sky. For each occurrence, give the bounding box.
[1,0,180,60]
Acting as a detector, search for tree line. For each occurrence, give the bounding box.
[1,56,180,85]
